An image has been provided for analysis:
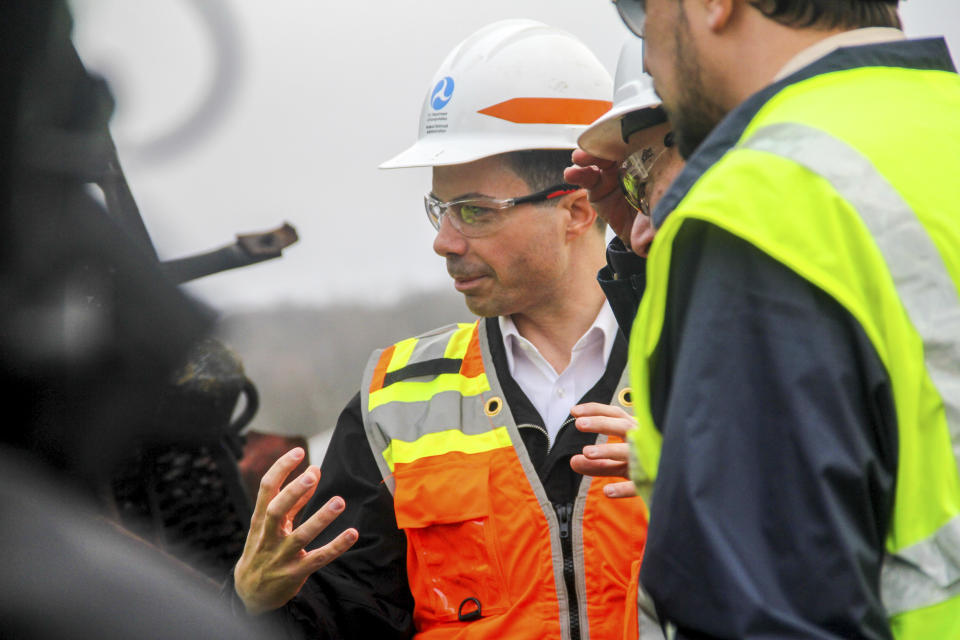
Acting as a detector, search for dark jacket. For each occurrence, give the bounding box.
[261,317,628,639]
[598,38,959,640]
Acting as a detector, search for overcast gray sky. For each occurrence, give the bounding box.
[68,0,960,313]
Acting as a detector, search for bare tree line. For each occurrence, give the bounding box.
[215,289,473,446]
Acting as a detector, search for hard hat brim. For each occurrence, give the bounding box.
[379,133,579,169]
[578,102,665,162]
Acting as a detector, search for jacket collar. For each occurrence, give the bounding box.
[652,37,957,229]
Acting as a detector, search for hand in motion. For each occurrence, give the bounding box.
[564,150,654,256]
[234,447,358,614]
[569,402,637,498]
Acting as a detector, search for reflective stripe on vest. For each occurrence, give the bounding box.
[629,63,960,636]
[368,322,488,412]
[361,320,647,639]
[739,123,960,616]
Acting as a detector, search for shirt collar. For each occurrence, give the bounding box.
[498,301,619,378]
[774,27,906,82]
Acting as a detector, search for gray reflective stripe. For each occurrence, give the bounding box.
[574,365,631,640]
[359,323,494,493]
[637,585,665,639]
[362,324,490,447]
[572,467,591,640]
[741,122,960,615]
[664,622,678,640]
[881,516,960,615]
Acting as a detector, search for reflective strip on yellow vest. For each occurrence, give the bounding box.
[739,123,960,618]
[629,64,960,636]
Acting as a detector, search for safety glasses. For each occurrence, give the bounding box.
[425,183,579,238]
[619,132,674,216]
[613,0,646,38]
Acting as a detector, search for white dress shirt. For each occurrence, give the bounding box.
[498,302,619,445]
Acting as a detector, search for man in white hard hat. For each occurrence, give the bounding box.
[229,20,651,640]
[565,40,687,509]
[565,39,685,335]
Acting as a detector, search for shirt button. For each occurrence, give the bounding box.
[557,387,565,397]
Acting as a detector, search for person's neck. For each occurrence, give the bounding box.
[509,251,607,374]
[713,22,851,111]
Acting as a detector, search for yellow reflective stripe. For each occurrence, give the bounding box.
[444,322,477,359]
[627,203,679,492]
[388,337,418,372]
[382,425,512,472]
[889,591,960,639]
[368,372,490,411]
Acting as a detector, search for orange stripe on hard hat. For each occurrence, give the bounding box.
[477,97,613,125]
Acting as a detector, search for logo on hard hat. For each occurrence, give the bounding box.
[431,77,455,110]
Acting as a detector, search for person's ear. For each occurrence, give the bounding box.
[563,190,600,241]
[703,0,735,32]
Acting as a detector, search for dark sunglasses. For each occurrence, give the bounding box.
[613,0,646,38]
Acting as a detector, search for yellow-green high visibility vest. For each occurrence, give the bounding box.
[628,56,960,636]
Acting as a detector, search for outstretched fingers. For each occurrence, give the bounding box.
[287,466,323,519]
[264,466,323,536]
[251,448,306,527]
[287,495,348,551]
[305,527,359,572]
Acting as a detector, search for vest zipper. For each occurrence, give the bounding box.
[554,502,580,639]
[518,423,550,453]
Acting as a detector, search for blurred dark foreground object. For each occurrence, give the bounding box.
[0,2,281,637]
[0,450,278,640]
[108,337,260,584]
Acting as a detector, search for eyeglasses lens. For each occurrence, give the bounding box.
[424,196,442,231]
[423,195,507,238]
[619,145,662,214]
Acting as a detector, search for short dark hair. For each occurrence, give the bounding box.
[748,0,901,30]
[501,149,574,193]
[501,149,605,230]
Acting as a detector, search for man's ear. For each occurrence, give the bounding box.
[563,189,600,241]
[703,0,735,32]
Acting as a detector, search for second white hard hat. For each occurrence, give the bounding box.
[380,19,613,169]
[578,39,665,161]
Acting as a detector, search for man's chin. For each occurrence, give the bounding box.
[461,292,501,318]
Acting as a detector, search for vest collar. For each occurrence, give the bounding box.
[652,37,957,229]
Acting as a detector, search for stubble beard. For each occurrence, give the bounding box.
[665,9,728,160]
[462,293,499,318]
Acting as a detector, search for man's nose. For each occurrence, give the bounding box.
[432,213,468,257]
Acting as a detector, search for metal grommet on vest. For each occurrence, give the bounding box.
[458,597,482,622]
[484,396,503,417]
[618,387,632,407]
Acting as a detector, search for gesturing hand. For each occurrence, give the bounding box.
[234,447,358,614]
[569,402,638,499]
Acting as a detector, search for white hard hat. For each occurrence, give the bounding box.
[380,19,613,169]
[578,39,665,161]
